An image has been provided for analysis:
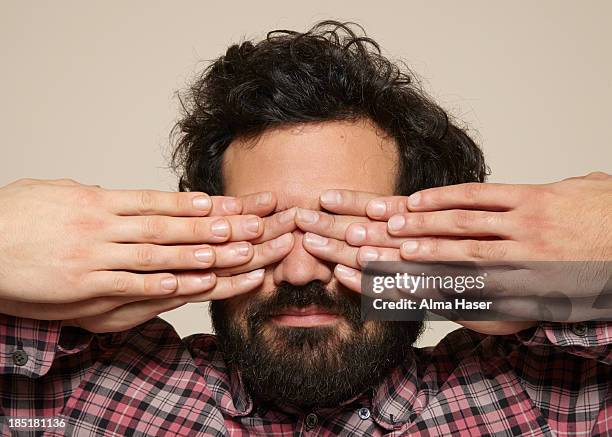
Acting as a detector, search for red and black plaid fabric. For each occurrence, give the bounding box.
[1,315,610,436]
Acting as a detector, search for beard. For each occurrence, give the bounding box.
[210,281,423,410]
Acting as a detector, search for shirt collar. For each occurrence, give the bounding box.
[204,343,420,430]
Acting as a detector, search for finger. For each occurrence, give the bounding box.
[407,183,525,212]
[319,189,380,215]
[97,270,264,313]
[103,241,255,271]
[214,233,294,276]
[296,208,369,240]
[110,214,263,244]
[212,242,255,268]
[80,269,221,301]
[346,222,405,248]
[357,246,402,267]
[223,214,264,241]
[399,238,519,262]
[334,264,362,293]
[250,208,297,244]
[208,191,277,217]
[364,196,410,220]
[302,233,360,268]
[387,211,513,238]
[187,269,265,301]
[80,276,266,332]
[106,189,214,216]
[239,191,277,216]
[75,294,201,333]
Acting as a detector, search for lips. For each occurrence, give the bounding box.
[271,305,340,327]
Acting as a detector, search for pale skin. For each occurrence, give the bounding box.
[0,120,610,334]
[0,178,295,332]
[297,172,612,333]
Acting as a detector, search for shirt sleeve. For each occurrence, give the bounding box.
[0,314,94,378]
[516,321,612,365]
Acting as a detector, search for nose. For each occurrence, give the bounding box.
[272,230,333,285]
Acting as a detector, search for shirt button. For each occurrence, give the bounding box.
[305,412,318,430]
[12,350,28,366]
[358,407,371,420]
[571,322,588,337]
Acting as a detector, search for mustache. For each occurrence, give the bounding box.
[245,281,362,327]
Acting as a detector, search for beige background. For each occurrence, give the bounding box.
[1,1,610,347]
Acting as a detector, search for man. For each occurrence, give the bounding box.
[1,21,610,436]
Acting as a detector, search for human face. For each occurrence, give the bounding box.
[223,118,398,294]
[211,118,421,408]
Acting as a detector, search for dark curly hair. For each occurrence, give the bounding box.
[171,20,488,196]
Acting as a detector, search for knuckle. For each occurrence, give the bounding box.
[494,243,508,259]
[112,275,131,293]
[463,183,483,203]
[326,213,337,230]
[58,178,79,185]
[262,239,277,257]
[229,274,242,291]
[453,211,472,230]
[191,218,203,239]
[408,213,426,230]
[15,177,36,185]
[586,171,610,179]
[422,239,439,257]
[395,198,408,214]
[73,187,102,207]
[142,217,166,241]
[467,240,485,259]
[138,190,156,215]
[176,193,185,212]
[141,275,156,294]
[466,241,504,260]
[136,244,155,268]
[478,212,498,230]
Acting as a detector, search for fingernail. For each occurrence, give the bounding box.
[402,240,419,253]
[388,215,406,231]
[320,190,342,206]
[304,233,329,247]
[256,192,272,206]
[296,208,319,224]
[195,247,214,263]
[161,276,178,291]
[279,208,296,224]
[271,233,292,249]
[359,247,379,262]
[192,195,211,211]
[231,242,251,257]
[246,268,265,280]
[368,200,386,217]
[335,264,356,277]
[348,224,367,243]
[408,193,421,208]
[199,273,214,285]
[211,219,230,237]
[224,198,241,214]
[245,217,261,233]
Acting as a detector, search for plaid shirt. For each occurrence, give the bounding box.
[0,315,610,436]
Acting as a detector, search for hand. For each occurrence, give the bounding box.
[0,178,294,332]
[313,173,611,334]
[382,172,612,330]
[379,172,612,263]
[64,208,297,333]
[295,189,535,334]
